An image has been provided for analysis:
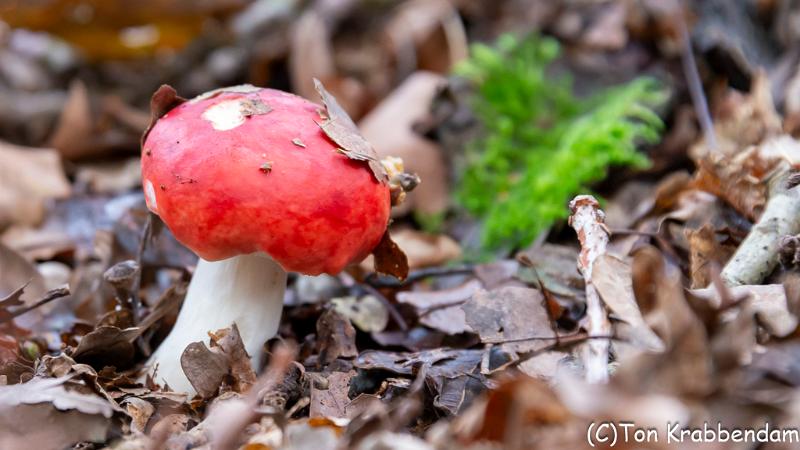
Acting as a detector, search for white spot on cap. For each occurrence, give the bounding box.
[144,179,158,212]
[202,99,247,131]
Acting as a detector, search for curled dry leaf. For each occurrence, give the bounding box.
[0,376,115,450]
[180,323,256,398]
[0,141,70,228]
[371,230,409,281]
[71,326,140,369]
[313,78,388,183]
[317,308,358,365]
[180,342,228,399]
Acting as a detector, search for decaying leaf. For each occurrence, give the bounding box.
[180,342,229,399]
[372,230,409,281]
[209,324,256,392]
[0,376,115,450]
[691,284,798,337]
[310,370,355,419]
[317,308,358,365]
[331,296,389,333]
[180,323,256,398]
[591,254,664,351]
[71,326,140,369]
[0,141,70,228]
[359,72,450,216]
[313,78,388,183]
[396,279,480,335]
[461,287,555,352]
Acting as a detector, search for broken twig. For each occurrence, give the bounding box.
[721,172,800,286]
[568,195,612,383]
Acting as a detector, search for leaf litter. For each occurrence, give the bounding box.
[6,1,800,449]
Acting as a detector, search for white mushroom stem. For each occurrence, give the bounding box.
[568,195,612,384]
[148,253,287,394]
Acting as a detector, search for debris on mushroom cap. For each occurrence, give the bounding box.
[140,84,396,276]
[313,78,389,184]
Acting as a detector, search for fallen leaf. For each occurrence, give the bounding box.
[209,323,256,393]
[122,397,155,434]
[0,140,70,228]
[180,341,229,399]
[355,348,482,379]
[71,326,140,369]
[396,279,481,334]
[48,79,93,160]
[591,254,664,351]
[310,370,355,419]
[371,230,409,281]
[691,284,798,337]
[359,72,449,216]
[313,78,388,183]
[331,296,389,333]
[389,228,461,269]
[317,308,358,365]
[461,287,555,352]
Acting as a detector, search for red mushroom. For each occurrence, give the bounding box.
[141,83,391,393]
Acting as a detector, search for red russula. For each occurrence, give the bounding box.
[141,85,390,394]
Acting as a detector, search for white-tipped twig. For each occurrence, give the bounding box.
[569,195,612,383]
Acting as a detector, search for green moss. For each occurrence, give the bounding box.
[455,33,666,250]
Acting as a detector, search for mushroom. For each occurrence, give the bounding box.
[141,83,392,393]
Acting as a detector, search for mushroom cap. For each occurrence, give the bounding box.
[141,86,390,275]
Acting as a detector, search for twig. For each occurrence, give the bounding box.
[364,265,474,288]
[679,16,717,151]
[0,285,70,325]
[568,195,612,383]
[720,172,800,286]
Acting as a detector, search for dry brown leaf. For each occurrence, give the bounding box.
[591,254,663,351]
[289,10,336,104]
[75,158,142,194]
[384,0,468,75]
[371,230,409,281]
[0,376,115,450]
[331,296,388,333]
[210,323,256,392]
[691,284,798,337]
[71,326,140,369]
[396,279,481,335]
[313,78,388,183]
[180,341,229,399]
[309,370,355,419]
[48,79,93,160]
[686,224,734,288]
[317,308,358,365]
[0,140,70,228]
[359,71,449,216]
[461,287,555,353]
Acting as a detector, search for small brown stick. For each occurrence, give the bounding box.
[0,285,70,325]
[568,195,612,383]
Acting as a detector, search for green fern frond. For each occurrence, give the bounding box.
[455,34,666,250]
